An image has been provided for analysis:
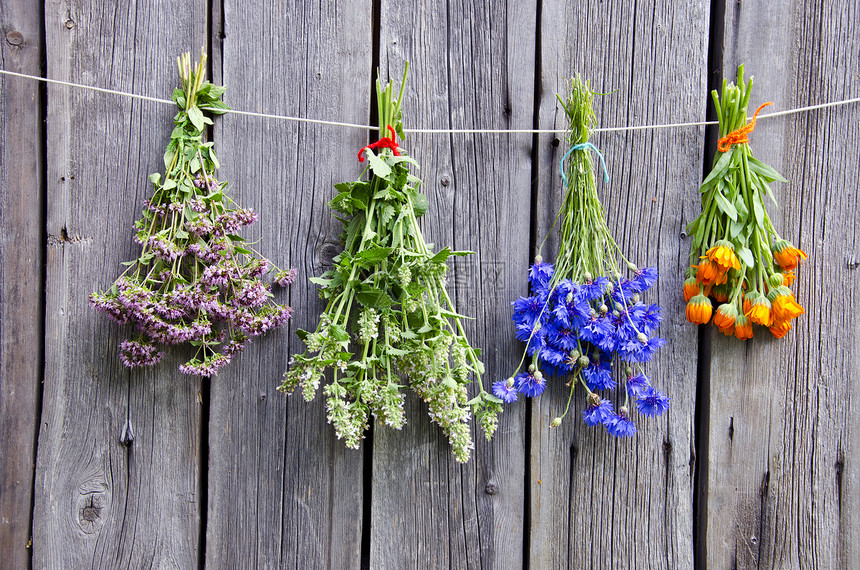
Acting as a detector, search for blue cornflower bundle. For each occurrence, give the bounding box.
[495,76,669,436]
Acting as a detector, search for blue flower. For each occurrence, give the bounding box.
[582,360,616,390]
[512,295,546,327]
[605,414,637,437]
[492,379,518,403]
[578,315,614,347]
[582,399,614,426]
[515,371,547,397]
[630,267,658,293]
[635,386,670,417]
[546,321,579,351]
[619,336,666,364]
[529,261,554,295]
[580,277,609,300]
[625,373,652,398]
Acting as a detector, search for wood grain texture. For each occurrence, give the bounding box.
[203,2,370,567]
[530,1,708,568]
[372,1,533,567]
[703,1,860,568]
[0,0,44,566]
[33,1,206,567]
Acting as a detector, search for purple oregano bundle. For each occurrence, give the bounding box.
[495,76,669,436]
[90,52,294,376]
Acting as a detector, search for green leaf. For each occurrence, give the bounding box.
[295,329,310,341]
[737,246,754,268]
[357,246,392,264]
[386,347,411,357]
[161,178,177,191]
[234,246,252,255]
[747,156,787,183]
[163,141,177,169]
[356,287,397,309]
[428,247,473,264]
[699,149,735,193]
[187,106,206,131]
[329,324,350,343]
[120,260,137,267]
[483,393,503,404]
[380,204,397,227]
[172,88,187,108]
[365,150,392,179]
[309,276,333,287]
[149,173,162,186]
[175,229,189,239]
[411,192,428,217]
[752,196,767,230]
[713,186,739,221]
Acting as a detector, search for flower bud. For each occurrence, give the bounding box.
[566,292,573,303]
[569,349,580,360]
[534,254,543,264]
[598,304,608,315]
[631,293,640,303]
[619,406,629,417]
[528,364,536,373]
[769,273,785,288]
[583,271,593,282]
[587,392,601,407]
[550,418,562,428]
[627,262,638,272]
[637,332,648,345]
[578,355,590,367]
[533,371,543,381]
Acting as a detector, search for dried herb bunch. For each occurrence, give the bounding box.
[501,75,669,436]
[280,67,501,462]
[90,51,294,376]
[685,65,806,339]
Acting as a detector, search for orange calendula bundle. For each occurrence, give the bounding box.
[683,65,807,339]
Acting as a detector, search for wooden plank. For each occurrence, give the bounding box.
[33,2,207,567]
[203,2,370,567]
[0,0,44,565]
[702,1,860,567]
[371,1,533,566]
[530,1,708,567]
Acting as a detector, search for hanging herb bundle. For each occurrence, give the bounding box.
[684,65,806,339]
[90,51,294,375]
[279,67,501,463]
[499,75,669,436]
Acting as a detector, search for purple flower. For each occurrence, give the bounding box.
[512,295,546,327]
[630,267,658,293]
[119,340,165,368]
[275,267,297,286]
[492,379,518,403]
[582,360,616,390]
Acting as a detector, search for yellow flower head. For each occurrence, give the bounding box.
[769,286,804,322]
[769,319,792,339]
[686,294,713,325]
[696,258,728,286]
[746,296,773,327]
[773,239,808,271]
[705,240,742,272]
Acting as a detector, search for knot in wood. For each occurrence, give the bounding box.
[77,493,106,534]
[484,484,498,495]
[5,31,24,46]
[318,241,341,266]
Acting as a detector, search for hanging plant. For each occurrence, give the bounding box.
[280,66,501,463]
[685,65,806,339]
[500,75,669,436]
[90,51,294,375]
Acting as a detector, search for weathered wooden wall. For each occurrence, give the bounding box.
[0,0,857,568]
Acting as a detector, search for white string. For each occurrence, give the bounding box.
[2,68,858,135]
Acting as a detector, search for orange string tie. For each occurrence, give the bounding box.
[357,125,401,162]
[717,102,773,153]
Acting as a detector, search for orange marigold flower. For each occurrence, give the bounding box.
[746,296,773,327]
[686,294,713,325]
[696,258,728,286]
[683,276,699,302]
[772,239,808,271]
[782,270,796,286]
[712,303,738,336]
[705,240,742,272]
[743,292,757,315]
[769,319,792,339]
[769,286,805,322]
[711,284,730,303]
[734,315,753,340]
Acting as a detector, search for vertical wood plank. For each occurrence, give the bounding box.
[34,1,206,567]
[531,1,708,567]
[371,1,533,566]
[703,1,860,567]
[0,0,44,566]
[204,2,370,567]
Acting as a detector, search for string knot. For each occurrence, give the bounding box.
[717,102,772,153]
[358,125,401,161]
[560,141,610,189]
